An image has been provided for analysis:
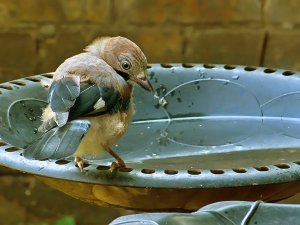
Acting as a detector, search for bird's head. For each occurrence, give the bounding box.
[85,36,153,92]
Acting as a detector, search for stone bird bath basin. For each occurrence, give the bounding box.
[109,200,300,225]
[1,64,300,211]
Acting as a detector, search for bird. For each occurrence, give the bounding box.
[23,36,153,172]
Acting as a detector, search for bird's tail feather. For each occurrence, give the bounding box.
[24,120,90,160]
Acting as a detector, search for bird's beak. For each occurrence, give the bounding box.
[135,71,154,92]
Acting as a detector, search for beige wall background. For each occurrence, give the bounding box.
[1,1,300,225]
[1,0,300,82]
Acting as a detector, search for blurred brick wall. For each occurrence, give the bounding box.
[1,1,300,224]
[0,175,128,225]
[0,0,300,83]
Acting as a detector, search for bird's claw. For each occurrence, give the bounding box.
[74,156,88,172]
[109,161,126,172]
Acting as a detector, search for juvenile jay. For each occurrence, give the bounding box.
[24,36,153,172]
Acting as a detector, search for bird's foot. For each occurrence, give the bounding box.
[74,156,88,172]
[109,161,126,172]
[106,147,126,172]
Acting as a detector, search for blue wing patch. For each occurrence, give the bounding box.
[49,76,80,112]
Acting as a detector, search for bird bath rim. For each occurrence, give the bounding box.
[0,64,300,189]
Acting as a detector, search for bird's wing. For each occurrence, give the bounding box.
[45,75,122,129]
[49,75,81,111]
[25,80,129,160]
[68,83,126,119]
[48,75,80,127]
[47,64,129,128]
[24,120,90,160]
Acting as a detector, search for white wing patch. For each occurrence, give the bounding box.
[93,97,106,110]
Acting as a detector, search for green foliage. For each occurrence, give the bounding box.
[28,223,48,225]
[28,216,76,225]
[54,216,76,225]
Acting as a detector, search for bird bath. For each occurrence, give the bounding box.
[109,201,300,225]
[1,64,300,211]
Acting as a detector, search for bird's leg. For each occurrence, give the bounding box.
[74,156,88,172]
[106,147,126,170]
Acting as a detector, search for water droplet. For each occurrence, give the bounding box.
[155,87,161,96]
[24,113,30,121]
[151,153,158,157]
[161,130,168,138]
[199,72,206,78]
[33,128,38,134]
[232,75,240,80]
[158,133,169,146]
[149,71,155,80]
[176,97,182,103]
[147,126,150,129]
[160,84,167,94]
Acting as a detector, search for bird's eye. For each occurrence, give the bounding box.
[121,61,131,70]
